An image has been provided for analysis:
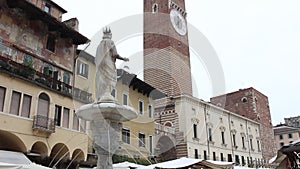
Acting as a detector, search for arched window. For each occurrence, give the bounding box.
[241,97,247,103]
[164,121,173,127]
[152,3,158,13]
[37,93,50,118]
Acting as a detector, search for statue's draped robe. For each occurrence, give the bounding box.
[95,38,118,101]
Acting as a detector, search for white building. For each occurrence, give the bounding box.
[155,94,263,167]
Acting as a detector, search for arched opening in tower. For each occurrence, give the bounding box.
[156,135,177,162]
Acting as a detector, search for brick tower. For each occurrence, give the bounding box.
[210,87,276,163]
[143,0,192,97]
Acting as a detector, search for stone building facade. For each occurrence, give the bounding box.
[154,95,263,167]
[0,0,89,168]
[210,87,276,163]
[273,124,300,150]
[284,116,300,128]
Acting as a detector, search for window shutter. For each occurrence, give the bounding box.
[21,95,31,118]
[73,113,79,130]
[63,108,70,128]
[77,60,81,75]
[10,91,21,115]
[85,64,89,78]
[80,120,86,132]
[0,87,6,112]
[37,98,49,117]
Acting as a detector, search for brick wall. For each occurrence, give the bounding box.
[210,87,276,162]
[144,0,192,96]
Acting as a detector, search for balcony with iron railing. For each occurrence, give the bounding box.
[73,87,94,104]
[155,122,176,135]
[32,115,55,136]
[0,38,94,104]
[0,38,73,96]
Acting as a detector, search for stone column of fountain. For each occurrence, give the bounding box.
[76,28,137,169]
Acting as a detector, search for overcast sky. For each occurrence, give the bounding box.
[54,0,300,125]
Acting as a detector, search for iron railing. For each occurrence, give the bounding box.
[0,38,73,96]
[73,87,93,103]
[33,115,55,133]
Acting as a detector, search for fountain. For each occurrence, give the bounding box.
[76,28,138,169]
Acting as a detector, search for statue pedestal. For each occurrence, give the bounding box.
[76,101,138,169]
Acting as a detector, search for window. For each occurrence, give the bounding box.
[228,154,232,162]
[241,97,247,103]
[23,54,33,67]
[36,93,50,128]
[0,38,5,52]
[63,107,70,128]
[204,150,207,160]
[149,135,153,154]
[221,131,225,144]
[148,105,153,118]
[279,134,283,140]
[235,155,240,165]
[193,124,198,138]
[242,136,246,149]
[288,133,293,138]
[257,140,261,151]
[37,93,49,118]
[46,34,55,52]
[63,72,70,85]
[208,128,213,141]
[233,134,237,147]
[280,142,284,147]
[152,3,158,13]
[0,87,6,112]
[139,100,144,115]
[21,94,31,118]
[44,3,51,13]
[122,128,130,144]
[63,72,71,93]
[43,63,53,77]
[54,105,62,126]
[139,133,146,147]
[77,60,89,78]
[220,153,224,161]
[242,156,245,165]
[80,120,86,133]
[10,91,21,115]
[250,138,253,150]
[73,112,79,131]
[213,152,216,161]
[123,93,128,105]
[165,121,172,127]
[194,149,198,159]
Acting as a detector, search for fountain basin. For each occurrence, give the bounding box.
[76,102,138,122]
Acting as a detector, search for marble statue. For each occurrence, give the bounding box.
[95,28,129,102]
[76,28,137,169]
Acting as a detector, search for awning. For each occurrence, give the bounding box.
[138,158,234,169]
[202,160,235,169]
[0,162,51,169]
[113,161,145,169]
[142,157,202,169]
